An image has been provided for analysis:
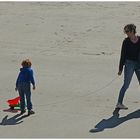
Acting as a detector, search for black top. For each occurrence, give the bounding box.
[119,36,140,72]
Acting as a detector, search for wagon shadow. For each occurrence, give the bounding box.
[0,114,29,125]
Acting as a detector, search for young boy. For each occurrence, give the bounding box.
[15,59,36,115]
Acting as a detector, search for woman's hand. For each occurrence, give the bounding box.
[118,71,122,76]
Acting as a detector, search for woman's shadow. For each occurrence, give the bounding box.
[90,108,140,133]
[0,114,29,125]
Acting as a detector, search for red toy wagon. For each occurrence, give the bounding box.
[7,96,20,110]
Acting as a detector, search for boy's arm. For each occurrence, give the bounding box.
[29,69,36,89]
[15,74,20,91]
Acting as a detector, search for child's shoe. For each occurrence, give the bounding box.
[20,110,26,115]
[28,110,35,116]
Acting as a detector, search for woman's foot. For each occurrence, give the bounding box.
[116,103,128,110]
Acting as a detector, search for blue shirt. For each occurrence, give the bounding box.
[16,67,35,87]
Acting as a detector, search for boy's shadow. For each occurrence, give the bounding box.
[0,114,29,125]
[90,108,140,133]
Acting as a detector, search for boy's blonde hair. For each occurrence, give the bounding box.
[21,59,32,67]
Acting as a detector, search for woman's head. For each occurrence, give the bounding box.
[124,24,136,34]
[21,59,32,67]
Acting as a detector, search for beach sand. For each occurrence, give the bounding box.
[0,2,140,138]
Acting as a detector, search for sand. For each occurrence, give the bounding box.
[0,1,140,138]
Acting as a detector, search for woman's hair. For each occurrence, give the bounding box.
[124,24,136,34]
[21,59,32,67]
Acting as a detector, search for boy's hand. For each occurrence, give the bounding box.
[15,87,18,91]
[33,85,36,90]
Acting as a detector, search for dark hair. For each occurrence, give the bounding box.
[124,24,136,34]
[21,59,32,67]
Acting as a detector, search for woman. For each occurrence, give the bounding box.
[116,24,140,109]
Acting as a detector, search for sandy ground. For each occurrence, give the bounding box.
[0,2,140,138]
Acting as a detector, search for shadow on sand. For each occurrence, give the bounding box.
[90,108,140,133]
[0,114,29,125]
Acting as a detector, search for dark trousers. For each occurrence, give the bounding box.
[18,82,32,112]
[118,60,140,104]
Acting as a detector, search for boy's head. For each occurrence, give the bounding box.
[21,59,32,67]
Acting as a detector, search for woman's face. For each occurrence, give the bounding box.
[124,29,135,37]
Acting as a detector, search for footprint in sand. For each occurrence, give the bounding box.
[87,29,92,32]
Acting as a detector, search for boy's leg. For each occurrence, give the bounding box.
[24,83,32,111]
[18,85,25,112]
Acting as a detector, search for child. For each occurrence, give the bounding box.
[15,59,36,115]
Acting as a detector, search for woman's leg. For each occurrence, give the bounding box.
[135,63,140,84]
[117,61,135,104]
